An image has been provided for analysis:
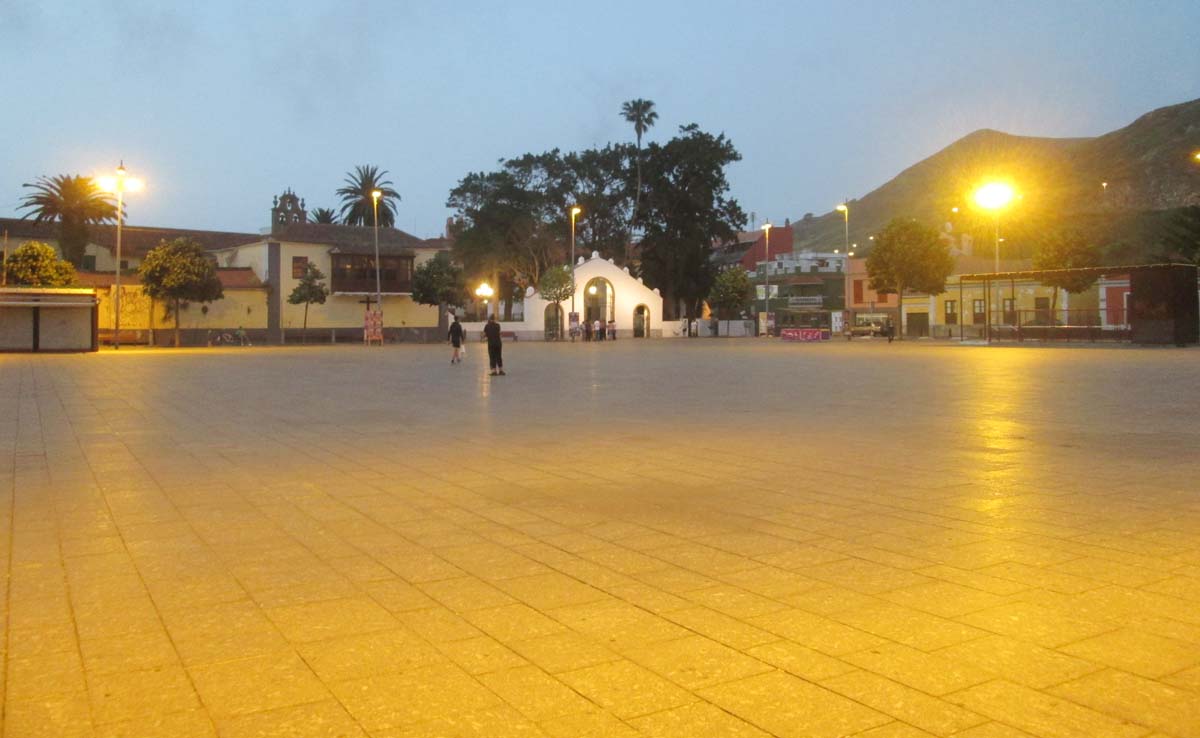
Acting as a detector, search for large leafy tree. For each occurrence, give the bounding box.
[865,218,954,340]
[537,266,574,339]
[287,261,329,338]
[708,266,752,322]
[337,165,401,226]
[1032,229,1102,320]
[638,124,746,320]
[19,175,117,267]
[412,252,467,308]
[3,241,76,286]
[138,238,224,347]
[621,98,658,237]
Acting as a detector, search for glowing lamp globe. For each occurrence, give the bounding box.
[974,183,1015,211]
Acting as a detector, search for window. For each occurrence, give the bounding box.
[82,255,96,271]
[119,260,129,270]
[944,300,958,325]
[292,256,309,279]
[330,254,413,294]
[972,299,986,325]
[853,280,864,303]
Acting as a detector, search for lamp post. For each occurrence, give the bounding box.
[371,190,382,314]
[835,203,849,256]
[569,206,581,316]
[973,182,1016,341]
[761,222,772,336]
[475,282,494,318]
[96,162,143,350]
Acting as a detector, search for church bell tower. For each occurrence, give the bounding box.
[271,189,308,232]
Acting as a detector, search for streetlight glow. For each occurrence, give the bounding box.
[835,204,848,213]
[588,284,597,295]
[973,182,1015,211]
[371,189,382,200]
[96,162,144,350]
[475,282,494,298]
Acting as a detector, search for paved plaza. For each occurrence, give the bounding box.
[2,339,1199,738]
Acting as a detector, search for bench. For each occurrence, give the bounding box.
[98,329,149,346]
[481,331,518,341]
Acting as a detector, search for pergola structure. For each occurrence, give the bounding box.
[955,263,1198,345]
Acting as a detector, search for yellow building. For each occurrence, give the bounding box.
[211,191,446,343]
[896,256,1098,339]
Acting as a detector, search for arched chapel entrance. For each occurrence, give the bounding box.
[633,305,650,337]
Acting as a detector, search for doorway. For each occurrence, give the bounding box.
[633,305,649,337]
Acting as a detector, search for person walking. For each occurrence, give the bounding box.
[593,318,602,341]
[483,314,505,375]
[607,319,616,341]
[448,315,465,364]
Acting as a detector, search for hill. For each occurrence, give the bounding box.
[792,98,1200,261]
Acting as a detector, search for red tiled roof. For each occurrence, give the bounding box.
[0,218,261,257]
[269,223,447,254]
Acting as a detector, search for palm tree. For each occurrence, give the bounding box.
[309,207,338,224]
[621,99,658,229]
[19,174,118,267]
[336,165,401,227]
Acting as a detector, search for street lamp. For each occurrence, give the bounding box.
[371,190,382,314]
[475,282,494,317]
[761,222,772,336]
[835,203,849,255]
[96,162,144,350]
[973,181,1016,341]
[569,206,582,316]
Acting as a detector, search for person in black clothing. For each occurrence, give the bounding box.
[483,314,505,375]
[448,315,465,364]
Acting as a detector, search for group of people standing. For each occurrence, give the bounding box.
[447,314,506,376]
[576,319,617,341]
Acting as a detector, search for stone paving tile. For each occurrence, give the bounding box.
[698,669,892,737]
[1051,669,1200,738]
[947,680,1151,738]
[820,668,989,735]
[4,343,1200,737]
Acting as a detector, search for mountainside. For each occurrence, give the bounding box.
[793,98,1200,259]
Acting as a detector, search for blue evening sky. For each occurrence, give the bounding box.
[2,0,1197,238]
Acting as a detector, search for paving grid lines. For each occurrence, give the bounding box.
[0,339,1198,737]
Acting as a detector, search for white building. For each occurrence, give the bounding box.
[461,252,667,340]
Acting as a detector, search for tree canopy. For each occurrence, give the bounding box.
[638,125,746,319]
[309,207,338,224]
[138,238,224,346]
[3,241,76,286]
[708,266,752,319]
[19,174,117,267]
[866,218,954,338]
[337,165,401,227]
[1032,230,1103,293]
[411,252,467,307]
[446,122,744,321]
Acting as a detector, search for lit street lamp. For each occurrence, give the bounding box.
[569,205,581,316]
[475,282,494,317]
[761,222,772,336]
[835,203,849,255]
[371,190,382,315]
[973,182,1017,341]
[96,162,144,350]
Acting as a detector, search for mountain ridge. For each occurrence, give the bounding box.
[792,98,1200,255]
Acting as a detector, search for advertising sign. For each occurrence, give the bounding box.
[831,311,845,334]
[363,310,384,345]
[780,328,830,342]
